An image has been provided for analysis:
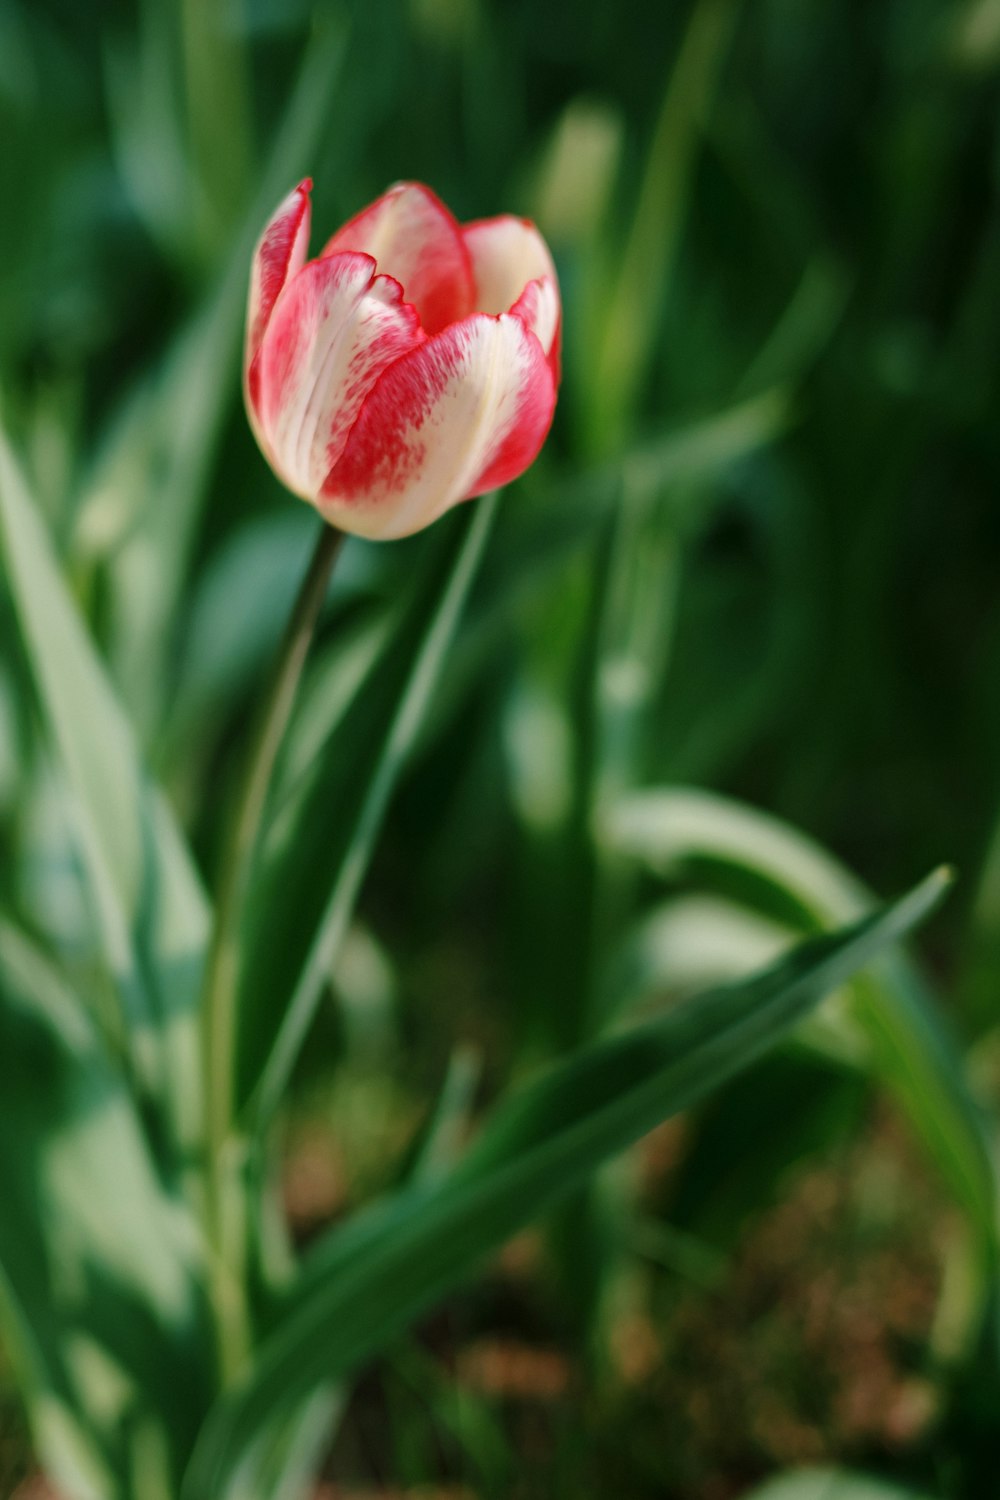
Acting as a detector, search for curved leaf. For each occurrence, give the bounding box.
[182,870,948,1499]
[602,786,998,1246]
[0,426,208,1163]
[0,917,214,1500]
[745,1470,936,1500]
[238,494,499,1127]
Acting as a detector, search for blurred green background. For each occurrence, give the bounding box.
[3,0,1000,1495]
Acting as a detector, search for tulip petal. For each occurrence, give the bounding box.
[323,182,475,337]
[463,216,561,365]
[321,313,556,539]
[510,276,561,381]
[245,180,313,411]
[256,252,425,499]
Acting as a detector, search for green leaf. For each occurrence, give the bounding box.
[0,916,214,1500]
[237,494,499,1126]
[182,870,948,1499]
[603,892,794,1011]
[168,509,320,738]
[421,386,793,762]
[83,14,351,737]
[217,1386,344,1500]
[744,1470,936,1500]
[666,1049,866,1249]
[602,786,998,1247]
[586,0,742,452]
[486,386,794,614]
[0,424,208,1163]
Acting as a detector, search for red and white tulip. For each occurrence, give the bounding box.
[244,180,561,540]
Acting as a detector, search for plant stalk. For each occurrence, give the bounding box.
[201,519,344,1383]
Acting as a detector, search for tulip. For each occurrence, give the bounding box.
[244,179,561,540]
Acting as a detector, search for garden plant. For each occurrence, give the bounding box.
[2,3,1000,1499]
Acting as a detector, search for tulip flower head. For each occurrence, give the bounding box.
[244,180,561,539]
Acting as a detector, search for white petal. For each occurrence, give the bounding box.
[323,182,474,335]
[321,312,556,539]
[463,216,560,359]
[256,253,424,499]
[245,181,312,386]
[510,276,561,367]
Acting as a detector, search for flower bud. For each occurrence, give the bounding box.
[244,180,560,539]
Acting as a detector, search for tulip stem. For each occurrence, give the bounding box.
[201,518,344,1384]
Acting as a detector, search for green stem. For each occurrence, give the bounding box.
[201,519,344,1382]
[249,491,500,1131]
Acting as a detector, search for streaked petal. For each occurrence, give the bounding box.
[463,215,561,361]
[323,182,475,336]
[510,276,561,379]
[321,313,556,539]
[256,252,425,499]
[245,180,312,416]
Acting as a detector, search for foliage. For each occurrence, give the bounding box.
[2,1,999,1497]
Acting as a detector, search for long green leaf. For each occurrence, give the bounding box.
[182,870,948,1499]
[0,424,208,1163]
[602,786,999,1246]
[745,1471,936,1500]
[238,494,499,1126]
[83,15,350,737]
[413,385,792,765]
[218,1385,343,1500]
[585,0,742,450]
[0,917,214,1500]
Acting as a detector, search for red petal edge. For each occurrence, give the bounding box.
[245,179,313,421]
[256,251,426,499]
[323,181,475,337]
[320,311,556,539]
